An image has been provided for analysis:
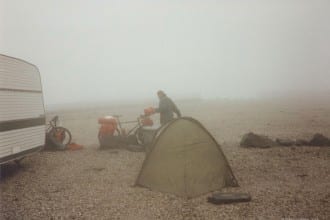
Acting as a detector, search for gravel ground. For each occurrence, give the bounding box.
[1,100,330,219]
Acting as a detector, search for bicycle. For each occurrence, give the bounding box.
[98,114,155,150]
[46,116,72,150]
[113,114,156,145]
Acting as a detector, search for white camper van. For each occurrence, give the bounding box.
[0,54,45,164]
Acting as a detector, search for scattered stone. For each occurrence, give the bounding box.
[297,174,308,178]
[240,132,277,148]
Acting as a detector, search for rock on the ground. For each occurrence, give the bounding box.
[309,133,330,146]
[240,132,277,148]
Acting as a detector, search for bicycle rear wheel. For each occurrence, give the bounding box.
[49,127,72,148]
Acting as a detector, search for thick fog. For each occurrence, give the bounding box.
[1,0,329,106]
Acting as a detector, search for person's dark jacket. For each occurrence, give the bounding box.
[155,96,181,125]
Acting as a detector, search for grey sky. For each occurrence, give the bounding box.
[1,0,329,106]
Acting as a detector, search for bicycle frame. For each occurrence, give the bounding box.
[113,115,142,137]
[46,116,58,133]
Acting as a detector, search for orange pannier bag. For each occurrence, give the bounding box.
[67,143,83,150]
[144,107,156,116]
[98,116,117,125]
[141,117,153,126]
[98,116,117,137]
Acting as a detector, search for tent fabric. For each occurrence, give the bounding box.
[135,117,238,198]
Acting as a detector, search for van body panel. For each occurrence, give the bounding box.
[0,54,45,164]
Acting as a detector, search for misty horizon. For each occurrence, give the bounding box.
[1,0,329,106]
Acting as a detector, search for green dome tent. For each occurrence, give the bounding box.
[135,117,238,198]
